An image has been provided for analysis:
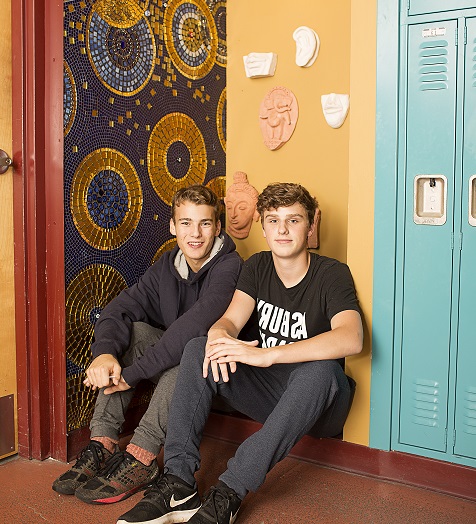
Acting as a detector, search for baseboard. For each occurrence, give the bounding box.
[204,411,476,502]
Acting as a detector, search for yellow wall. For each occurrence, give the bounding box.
[227,1,376,445]
[344,1,376,446]
[227,2,351,262]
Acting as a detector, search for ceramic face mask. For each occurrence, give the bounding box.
[321,93,350,129]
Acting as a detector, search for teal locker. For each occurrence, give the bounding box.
[398,21,457,451]
[453,17,476,460]
[409,1,476,16]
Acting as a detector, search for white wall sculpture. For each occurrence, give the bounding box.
[243,52,278,78]
[293,26,320,67]
[321,93,350,129]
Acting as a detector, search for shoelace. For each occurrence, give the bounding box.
[200,486,230,519]
[99,451,134,478]
[142,472,174,502]
[75,441,105,469]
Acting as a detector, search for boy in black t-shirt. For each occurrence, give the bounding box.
[117,183,363,524]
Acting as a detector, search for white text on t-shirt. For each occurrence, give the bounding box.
[257,299,308,348]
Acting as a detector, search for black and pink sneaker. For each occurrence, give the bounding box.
[74,451,159,504]
[52,440,116,495]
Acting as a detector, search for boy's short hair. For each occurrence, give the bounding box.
[171,185,220,223]
[257,183,318,226]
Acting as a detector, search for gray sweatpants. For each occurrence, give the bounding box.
[164,336,351,499]
[89,322,179,456]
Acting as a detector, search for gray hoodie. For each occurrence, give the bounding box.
[91,232,242,387]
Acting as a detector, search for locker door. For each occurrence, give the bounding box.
[399,21,457,452]
[454,17,476,460]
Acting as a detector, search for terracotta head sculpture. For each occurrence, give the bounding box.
[224,171,260,239]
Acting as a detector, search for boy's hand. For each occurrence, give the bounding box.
[207,339,273,369]
[84,354,122,390]
[203,337,260,382]
[103,376,131,395]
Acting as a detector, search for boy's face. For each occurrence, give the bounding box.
[170,201,221,273]
[262,203,313,259]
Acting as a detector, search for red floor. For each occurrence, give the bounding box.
[1,436,475,524]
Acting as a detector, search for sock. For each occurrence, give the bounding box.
[126,443,156,466]
[91,436,118,454]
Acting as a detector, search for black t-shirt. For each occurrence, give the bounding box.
[237,251,360,350]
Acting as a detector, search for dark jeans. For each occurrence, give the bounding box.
[164,336,351,499]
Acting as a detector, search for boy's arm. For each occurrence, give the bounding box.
[207,309,363,371]
[121,254,243,388]
[203,290,258,381]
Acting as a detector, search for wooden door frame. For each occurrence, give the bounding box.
[12,0,66,461]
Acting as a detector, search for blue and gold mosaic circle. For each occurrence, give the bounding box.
[211,0,226,67]
[93,0,145,28]
[64,60,77,136]
[66,264,127,369]
[86,5,156,96]
[217,87,226,152]
[87,171,129,229]
[164,0,217,79]
[66,263,127,431]
[148,112,207,205]
[71,149,142,250]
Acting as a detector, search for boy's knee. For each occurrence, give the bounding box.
[292,360,343,394]
[182,336,207,362]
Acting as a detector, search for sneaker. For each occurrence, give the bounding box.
[116,472,201,524]
[188,482,241,524]
[75,450,160,504]
[52,440,115,495]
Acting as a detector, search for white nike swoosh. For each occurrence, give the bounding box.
[170,492,197,508]
[230,509,239,523]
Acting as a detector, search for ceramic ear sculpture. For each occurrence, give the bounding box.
[321,93,350,129]
[259,86,298,150]
[243,52,278,78]
[293,26,320,67]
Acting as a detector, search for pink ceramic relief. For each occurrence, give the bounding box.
[259,87,298,151]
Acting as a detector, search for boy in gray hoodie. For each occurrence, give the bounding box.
[53,185,243,505]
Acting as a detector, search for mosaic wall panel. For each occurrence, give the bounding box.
[64,0,226,431]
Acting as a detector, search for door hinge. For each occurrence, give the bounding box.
[444,428,448,447]
[459,232,463,251]
[451,232,454,250]
[464,26,468,46]
[453,429,457,447]
[455,27,458,46]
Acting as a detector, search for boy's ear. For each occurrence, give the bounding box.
[170,218,176,236]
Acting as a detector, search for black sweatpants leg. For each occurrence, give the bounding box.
[164,336,350,499]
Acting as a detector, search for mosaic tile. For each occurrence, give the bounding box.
[64,0,226,431]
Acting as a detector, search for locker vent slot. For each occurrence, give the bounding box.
[463,386,476,435]
[419,40,448,91]
[411,379,440,427]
